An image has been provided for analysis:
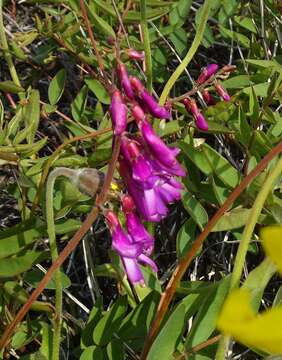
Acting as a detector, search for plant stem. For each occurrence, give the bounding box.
[159,0,211,105]
[46,168,75,360]
[0,0,21,88]
[140,0,152,92]
[216,156,282,360]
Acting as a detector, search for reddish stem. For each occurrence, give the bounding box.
[140,141,282,360]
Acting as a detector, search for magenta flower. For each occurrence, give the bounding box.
[202,89,215,105]
[105,210,157,285]
[214,83,231,102]
[130,77,170,119]
[117,63,134,100]
[183,98,208,131]
[131,106,185,176]
[197,64,219,84]
[126,49,145,61]
[122,195,154,255]
[109,90,127,135]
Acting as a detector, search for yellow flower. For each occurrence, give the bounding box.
[217,226,282,355]
[261,226,282,275]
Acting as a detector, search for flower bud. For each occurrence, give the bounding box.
[130,76,144,93]
[131,104,146,123]
[117,63,134,99]
[110,90,128,135]
[105,210,120,230]
[195,113,209,131]
[214,83,231,102]
[202,89,215,105]
[126,49,145,61]
[122,195,136,213]
[197,64,219,84]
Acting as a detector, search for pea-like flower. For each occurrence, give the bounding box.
[109,90,128,135]
[214,82,231,102]
[105,210,157,285]
[130,77,170,119]
[117,63,134,100]
[197,63,219,84]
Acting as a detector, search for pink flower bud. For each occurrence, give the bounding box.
[132,104,146,123]
[117,63,134,99]
[222,65,236,73]
[195,113,209,131]
[214,83,231,102]
[122,195,136,213]
[130,76,144,93]
[126,49,145,61]
[105,210,120,230]
[109,90,127,135]
[197,64,219,84]
[202,89,215,105]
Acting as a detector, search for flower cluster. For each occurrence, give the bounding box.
[183,63,234,131]
[106,60,186,285]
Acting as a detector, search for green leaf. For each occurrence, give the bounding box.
[220,26,250,48]
[0,81,25,93]
[48,69,66,105]
[242,258,276,311]
[0,250,45,277]
[24,268,71,289]
[25,89,40,144]
[211,208,252,232]
[81,299,103,349]
[185,276,230,347]
[80,346,104,360]
[107,339,124,360]
[71,85,88,122]
[85,78,110,104]
[182,191,208,231]
[201,143,241,188]
[169,0,192,26]
[177,218,197,258]
[93,296,127,346]
[88,4,116,39]
[147,303,187,360]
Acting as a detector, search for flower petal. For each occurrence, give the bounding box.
[217,288,282,354]
[261,226,282,275]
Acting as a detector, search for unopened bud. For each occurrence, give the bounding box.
[214,83,230,102]
[110,90,128,135]
[126,49,145,61]
[197,64,218,84]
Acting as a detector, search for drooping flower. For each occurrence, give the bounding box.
[109,90,127,135]
[105,210,157,285]
[132,105,186,176]
[197,64,219,84]
[122,195,154,255]
[217,226,282,355]
[126,49,145,61]
[214,82,230,102]
[183,98,209,131]
[117,63,134,100]
[130,77,170,119]
[202,89,215,105]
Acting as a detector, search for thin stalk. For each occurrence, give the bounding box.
[0,0,21,88]
[46,168,75,360]
[159,0,212,105]
[140,0,152,92]
[216,156,282,359]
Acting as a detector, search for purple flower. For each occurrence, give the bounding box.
[126,49,145,61]
[119,159,168,222]
[214,83,230,102]
[202,89,215,105]
[105,210,157,285]
[122,195,154,255]
[117,63,134,99]
[130,77,170,119]
[194,113,209,131]
[197,64,219,84]
[183,98,208,131]
[109,90,127,135]
[135,116,186,176]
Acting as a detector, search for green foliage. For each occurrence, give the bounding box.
[0,0,281,359]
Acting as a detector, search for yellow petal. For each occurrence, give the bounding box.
[217,288,282,354]
[261,226,282,275]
